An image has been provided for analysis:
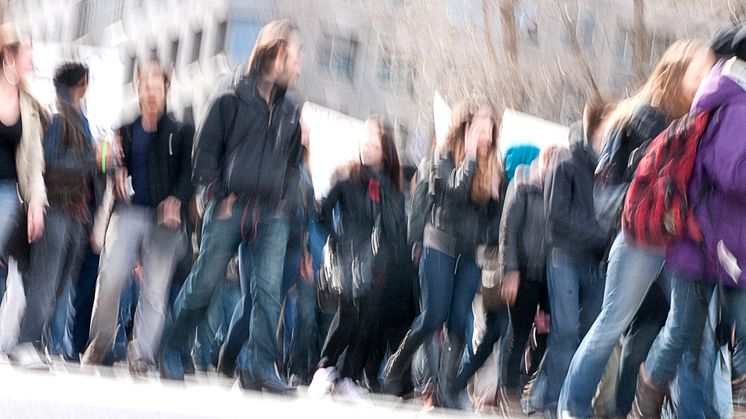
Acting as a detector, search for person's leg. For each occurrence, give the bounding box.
[241,213,292,387]
[383,247,455,390]
[18,208,74,347]
[452,308,508,392]
[440,253,481,407]
[287,276,319,383]
[630,273,712,417]
[542,247,584,415]
[616,283,668,416]
[165,199,242,359]
[81,207,144,364]
[0,182,19,255]
[725,287,746,379]
[503,276,543,389]
[217,244,252,376]
[67,246,100,360]
[339,289,383,380]
[130,223,185,366]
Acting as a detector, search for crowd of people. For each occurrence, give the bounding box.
[2,14,746,419]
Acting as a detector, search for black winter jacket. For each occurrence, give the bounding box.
[544,122,607,257]
[191,74,302,206]
[119,114,194,206]
[426,153,490,256]
[499,166,546,281]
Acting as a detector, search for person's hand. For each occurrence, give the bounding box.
[501,271,520,306]
[464,121,479,161]
[114,168,130,201]
[27,200,44,243]
[133,259,144,285]
[216,194,236,220]
[158,196,182,229]
[535,309,551,334]
[412,243,422,267]
[300,252,314,285]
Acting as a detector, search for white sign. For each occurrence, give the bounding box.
[499,108,569,151]
[302,102,364,199]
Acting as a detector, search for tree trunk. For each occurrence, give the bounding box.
[632,0,649,87]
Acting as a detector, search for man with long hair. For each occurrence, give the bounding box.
[162,19,303,393]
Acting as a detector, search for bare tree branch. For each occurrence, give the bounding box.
[560,2,601,100]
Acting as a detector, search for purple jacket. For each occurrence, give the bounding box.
[666,59,746,288]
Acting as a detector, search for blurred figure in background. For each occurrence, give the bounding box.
[0,22,46,300]
[81,55,193,374]
[15,61,108,368]
[307,115,406,402]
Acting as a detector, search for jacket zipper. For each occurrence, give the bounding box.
[168,133,173,156]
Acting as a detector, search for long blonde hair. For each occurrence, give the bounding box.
[607,39,710,129]
[444,102,502,205]
[246,19,299,77]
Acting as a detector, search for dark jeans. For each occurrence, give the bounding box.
[67,247,100,359]
[502,276,546,389]
[386,247,481,382]
[453,308,510,391]
[19,207,86,347]
[543,247,604,411]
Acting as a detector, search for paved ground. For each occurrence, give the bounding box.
[0,360,478,419]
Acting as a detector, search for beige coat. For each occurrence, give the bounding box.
[16,88,47,207]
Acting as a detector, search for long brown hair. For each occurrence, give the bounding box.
[443,102,502,205]
[247,19,299,77]
[345,114,401,192]
[607,39,711,128]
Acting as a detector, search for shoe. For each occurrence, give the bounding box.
[308,367,337,399]
[159,348,185,381]
[217,346,236,378]
[333,378,371,405]
[733,375,746,407]
[436,339,465,409]
[628,363,665,419]
[11,343,49,371]
[127,342,151,376]
[239,365,295,394]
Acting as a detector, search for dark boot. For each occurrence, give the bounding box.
[216,345,236,378]
[436,339,465,409]
[382,330,416,396]
[240,363,296,394]
[628,363,665,419]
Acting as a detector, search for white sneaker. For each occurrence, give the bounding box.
[332,378,370,405]
[12,343,49,371]
[308,367,337,399]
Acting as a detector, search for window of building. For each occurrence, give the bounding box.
[75,0,90,40]
[215,21,228,56]
[170,38,180,67]
[318,32,358,82]
[578,13,595,51]
[227,19,262,66]
[191,30,203,63]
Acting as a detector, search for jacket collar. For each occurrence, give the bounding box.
[236,73,287,108]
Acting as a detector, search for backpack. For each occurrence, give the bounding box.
[622,111,713,248]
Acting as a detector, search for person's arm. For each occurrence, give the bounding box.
[171,124,196,204]
[498,180,524,275]
[192,94,233,202]
[320,180,344,235]
[433,153,477,204]
[545,161,607,253]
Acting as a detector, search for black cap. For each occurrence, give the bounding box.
[710,25,746,61]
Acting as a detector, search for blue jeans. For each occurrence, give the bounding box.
[166,199,245,366]
[386,247,481,380]
[646,275,746,389]
[194,277,241,371]
[558,233,663,417]
[544,247,604,412]
[670,290,732,419]
[237,212,290,378]
[0,181,19,256]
